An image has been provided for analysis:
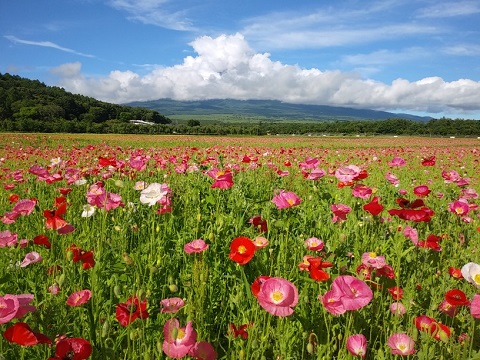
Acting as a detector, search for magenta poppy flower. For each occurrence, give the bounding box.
[66,290,92,307]
[162,318,197,358]
[361,252,386,269]
[352,184,372,199]
[438,300,458,317]
[13,294,36,319]
[160,297,185,313]
[184,239,209,254]
[323,275,373,314]
[470,294,480,319]
[385,172,400,186]
[206,169,234,189]
[256,277,298,317]
[448,199,470,216]
[20,251,42,267]
[387,333,415,355]
[346,334,367,358]
[320,290,346,316]
[331,203,352,223]
[413,185,431,197]
[305,168,326,180]
[188,341,218,360]
[388,157,406,167]
[12,199,36,216]
[271,190,302,209]
[0,230,18,247]
[0,295,19,324]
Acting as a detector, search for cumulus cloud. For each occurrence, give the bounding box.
[51,33,480,116]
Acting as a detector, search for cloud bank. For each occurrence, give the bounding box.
[51,33,480,116]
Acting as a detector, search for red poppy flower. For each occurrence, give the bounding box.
[353,169,369,181]
[33,234,51,249]
[388,207,434,222]
[50,337,92,360]
[363,196,384,216]
[3,322,51,346]
[229,323,252,340]
[9,194,19,204]
[57,188,73,195]
[249,215,268,233]
[413,185,431,197]
[417,234,442,251]
[307,257,334,281]
[356,264,373,280]
[376,265,396,279]
[68,244,95,270]
[445,289,470,306]
[44,202,68,230]
[115,295,149,326]
[448,267,463,279]
[388,286,403,300]
[251,275,270,298]
[395,198,425,209]
[229,236,256,265]
[98,156,117,167]
[421,156,436,166]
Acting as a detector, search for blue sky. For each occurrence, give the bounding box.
[2,0,480,119]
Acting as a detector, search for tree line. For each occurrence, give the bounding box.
[1,73,479,136]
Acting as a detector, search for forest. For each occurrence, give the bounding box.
[1,73,479,136]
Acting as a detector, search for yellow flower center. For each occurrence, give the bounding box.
[369,252,377,258]
[177,329,185,340]
[455,207,464,214]
[272,291,283,302]
[287,199,295,205]
[398,344,406,351]
[238,245,247,254]
[474,274,480,284]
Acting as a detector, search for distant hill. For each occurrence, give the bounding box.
[125,98,432,122]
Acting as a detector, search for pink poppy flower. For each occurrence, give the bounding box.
[86,183,106,208]
[0,295,19,324]
[346,334,367,358]
[388,157,406,167]
[320,290,346,316]
[14,294,36,319]
[403,226,418,245]
[438,300,458,317]
[470,294,480,319]
[20,251,42,267]
[361,252,386,269]
[460,188,478,200]
[271,190,302,209]
[331,204,352,223]
[448,199,470,216]
[305,168,326,180]
[387,333,415,355]
[256,277,298,317]
[442,169,460,183]
[413,185,431,197]
[304,237,324,251]
[334,165,361,182]
[331,275,373,311]
[390,302,406,316]
[11,199,36,216]
[160,297,185,313]
[352,184,372,199]
[252,236,269,249]
[206,169,234,189]
[48,284,60,295]
[188,341,218,360]
[385,172,400,186]
[0,230,18,247]
[66,290,92,307]
[184,239,209,254]
[162,318,197,358]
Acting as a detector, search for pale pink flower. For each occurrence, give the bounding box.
[104,192,122,211]
[385,172,400,186]
[299,157,320,169]
[256,277,298,317]
[184,239,209,254]
[304,237,324,251]
[387,333,415,356]
[470,294,480,319]
[140,183,170,206]
[20,251,42,267]
[252,236,269,249]
[86,183,106,207]
[346,334,367,358]
[66,290,92,307]
[306,168,326,180]
[352,184,372,199]
[320,290,345,316]
[388,157,406,167]
[334,165,361,182]
[271,190,302,209]
[389,302,406,316]
[460,188,478,199]
[162,318,197,358]
[0,230,18,247]
[403,226,419,245]
[48,284,60,295]
[361,252,387,269]
[160,297,185,313]
[134,181,146,190]
[188,341,218,360]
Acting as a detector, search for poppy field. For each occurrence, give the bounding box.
[0,133,479,360]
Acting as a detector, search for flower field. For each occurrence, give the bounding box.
[0,133,479,360]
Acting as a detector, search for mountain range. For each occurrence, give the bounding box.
[125,98,432,122]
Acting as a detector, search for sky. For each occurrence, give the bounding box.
[1,0,480,119]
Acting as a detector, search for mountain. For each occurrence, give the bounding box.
[124,98,432,122]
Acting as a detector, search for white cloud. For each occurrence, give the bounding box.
[108,0,195,31]
[416,1,480,18]
[50,33,480,117]
[442,44,480,56]
[4,35,95,58]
